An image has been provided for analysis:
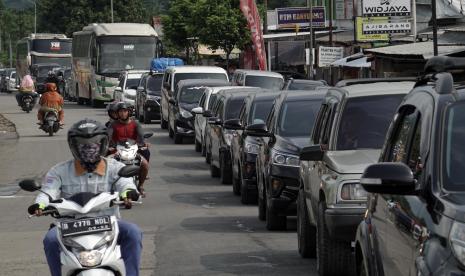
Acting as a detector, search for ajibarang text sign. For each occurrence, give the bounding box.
[362,0,411,16]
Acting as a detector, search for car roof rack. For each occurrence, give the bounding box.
[335,77,416,87]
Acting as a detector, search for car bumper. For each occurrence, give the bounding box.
[268,165,300,215]
[175,118,195,137]
[325,207,365,241]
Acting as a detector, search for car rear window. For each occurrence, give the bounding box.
[174,73,227,86]
[336,95,404,150]
[147,75,163,95]
[245,75,283,90]
[248,100,273,125]
[277,100,320,137]
[225,98,245,120]
[288,81,326,90]
[179,86,206,104]
[125,78,140,89]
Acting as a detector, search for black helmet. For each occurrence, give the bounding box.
[116,102,131,121]
[106,102,120,119]
[68,119,109,171]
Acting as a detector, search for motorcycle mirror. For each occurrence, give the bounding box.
[19,179,41,192]
[118,165,140,178]
[143,132,153,139]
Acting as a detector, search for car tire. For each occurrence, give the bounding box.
[138,111,144,123]
[297,188,316,258]
[359,258,369,276]
[143,110,151,124]
[266,198,287,230]
[232,165,241,196]
[210,163,220,178]
[201,138,207,157]
[220,152,232,184]
[160,109,168,129]
[168,125,174,138]
[317,201,353,276]
[195,138,202,152]
[206,145,211,164]
[240,178,255,204]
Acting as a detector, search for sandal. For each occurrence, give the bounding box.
[137,185,146,198]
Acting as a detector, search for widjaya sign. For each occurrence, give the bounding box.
[240,0,267,71]
[362,0,411,16]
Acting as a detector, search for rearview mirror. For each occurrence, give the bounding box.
[300,145,324,161]
[208,117,222,125]
[143,132,153,139]
[203,110,213,118]
[115,87,122,92]
[137,86,144,92]
[19,179,41,192]
[223,119,243,130]
[191,107,203,114]
[244,123,271,137]
[360,162,416,195]
[118,165,140,178]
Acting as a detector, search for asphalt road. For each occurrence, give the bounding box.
[0,93,316,275]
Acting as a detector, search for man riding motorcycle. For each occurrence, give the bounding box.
[37,83,64,126]
[27,119,142,276]
[15,74,39,106]
[105,101,120,128]
[108,102,150,196]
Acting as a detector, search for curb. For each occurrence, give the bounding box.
[0,114,19,140]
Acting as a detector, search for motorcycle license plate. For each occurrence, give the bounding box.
[60,216,112,237]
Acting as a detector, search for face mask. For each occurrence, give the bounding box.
[77,143,101,164]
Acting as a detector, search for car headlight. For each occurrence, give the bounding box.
[271,149,300,167]
[340,183,367,201]
[180,108,193,118]
[223,129,234,146]
[450,221,465,267]
[245,142,260,154]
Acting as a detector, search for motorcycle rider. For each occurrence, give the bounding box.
[108,102,150,196]
[45,70,60,92]
[105,101,120,128]
[27,119,142,276]
[15,74,39,106]
[37,82,64,126]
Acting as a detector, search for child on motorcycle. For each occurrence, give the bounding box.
[107,102,150,196]
[27,119,142,276]
[37,83,64,125]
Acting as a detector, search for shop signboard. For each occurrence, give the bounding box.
[318,46,344,67]
[362,0,411,16]
[355,17,390,42]
[363,21,411,34]
[276,7,326,29]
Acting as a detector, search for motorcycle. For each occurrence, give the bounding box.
[40,109,60,136]
[19,165,141,276]
[20,94,35,113]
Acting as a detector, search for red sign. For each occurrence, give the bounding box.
[50,42,61,51]
[240,0,267,70]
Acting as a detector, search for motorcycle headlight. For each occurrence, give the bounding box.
[223,129,234,146]
[271,150,300,167]
[180,108,193,119]
[77,250,104,267]
[450,221,465,267]
[340,183,367,201]
[245,142,260,154]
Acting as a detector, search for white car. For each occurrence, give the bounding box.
[191,86,253,154]
[114,70,148,106]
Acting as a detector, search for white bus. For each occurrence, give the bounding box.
[16,33,72,82]
[71,23,162,106]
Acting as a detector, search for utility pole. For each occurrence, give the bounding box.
[111,0,114,23]
[8,33,12,68]
[329,0,333,46]
[34,0,37,34]
[431,0,438,55]
[307,0,314,79]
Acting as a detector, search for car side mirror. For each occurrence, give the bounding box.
[191,107,203,114]
[203,110,213,118]
[300,145,324,161]
[360,162,416,195]
[118,165,140,178]
[223,119,243,130]
[137,86,144,92]
[208,117,222,125]
[115,87,122,92]
[244,123,271,137]
[19,179,41,192]
[169,98,177,105]
[143,132,153,139]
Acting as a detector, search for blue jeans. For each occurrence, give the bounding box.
[43,220,143,276]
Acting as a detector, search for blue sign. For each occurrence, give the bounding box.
[276,7,326,28]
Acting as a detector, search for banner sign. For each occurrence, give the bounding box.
[362,0,411,16]
[363,21,411,34]
[355,17,389,41]
[240,0,267,70]
[318,46,344,67]
[276,7,326,29]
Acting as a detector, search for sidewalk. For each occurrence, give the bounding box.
[0,113,18,140]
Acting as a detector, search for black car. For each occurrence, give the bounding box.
[135,72,163,124]
[206,89,266,183]
[226,92,280,204]
[168,79,229,144]
[249,90,326,230]
[283,79,327,90]
[355,57,465,275]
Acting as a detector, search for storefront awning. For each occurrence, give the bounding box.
[364,41,465,59]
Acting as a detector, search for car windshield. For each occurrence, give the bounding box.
[336,95,404,150]
[179,86,206,104]
[288,81,326,90]
[248,100,273,125]
[277,100,320,137]
[125,78,140,90]
[147,75,162,95]
[245,75,283,90]
[174,73,227,86]
[32,56,72,68]
[443,102,465,191]
[225,98,245,120]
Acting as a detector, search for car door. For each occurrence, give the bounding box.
[257,104,276,201]
[161,72,171,120]
[195,92,207,142]
[377,105,426,276]
[137,76,147,117]
[210,99,225,167]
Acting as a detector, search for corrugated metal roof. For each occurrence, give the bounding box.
[364,41,465,59]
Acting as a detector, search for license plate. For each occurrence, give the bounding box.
[60,216,112,237]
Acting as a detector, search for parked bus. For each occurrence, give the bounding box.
[16,33,72,82]
[71,23,162,106]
